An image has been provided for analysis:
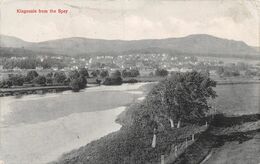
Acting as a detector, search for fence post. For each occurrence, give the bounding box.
[192,134,195,141]
[161,155,165,164]
[185,138,188,148]
[177,120,181,128]
[175,146,178,157]
[170,118,174,128]
[152,133,156,148]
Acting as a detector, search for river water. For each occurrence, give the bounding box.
[0,83,147,164]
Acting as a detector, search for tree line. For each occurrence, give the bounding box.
[0,68,147,91]
[0,68,89,91]
[0,57,67,69]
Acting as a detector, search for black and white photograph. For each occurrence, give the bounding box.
[0,0,259,163]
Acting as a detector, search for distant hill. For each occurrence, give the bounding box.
[0,34,259,58]
[0,35,32,48]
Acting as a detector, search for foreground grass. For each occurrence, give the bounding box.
[52,124,206,164]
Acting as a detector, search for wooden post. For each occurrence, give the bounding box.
[152,133,156,148]
[170,118,174,128]
[161,155,165,164]
[185,138,188,148]
[177,120,180,128]
[192,134,195,141]
[175,146,178,157]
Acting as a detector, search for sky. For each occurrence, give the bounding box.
[0,0,259,46]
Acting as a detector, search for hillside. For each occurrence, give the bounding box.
[0,34,259,58]
[0,35,32,48]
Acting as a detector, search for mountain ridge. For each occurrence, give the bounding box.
[0,34,259,58]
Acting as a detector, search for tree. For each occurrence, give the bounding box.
[70,79,81,92]
[100,70,109,78]
[26,70,39,82]
[68,70,87,91]
[103,70,122,85]
[69,76,87,91]
[122,69,140,77]
[8,74,25,86]
[103,77,123,85]
[78,75,87,89]
[53,71,67,84]
[155,68,168,77]
[0,79,12,88]
[32,76,46,85]
[79,68,89,78]
[68,70,80,80]
[126,71,217,134]
[111,70,121,78]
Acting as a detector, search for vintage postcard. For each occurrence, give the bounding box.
[0,0,259,164]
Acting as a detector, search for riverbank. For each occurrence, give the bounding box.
[52,114,260,164]
[1,76,259,97]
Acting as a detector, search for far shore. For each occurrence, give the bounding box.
[0,77,259,97]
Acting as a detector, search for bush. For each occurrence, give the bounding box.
[26,70,39,82]
[155,68,168,77]
[53,71,67,84]
[70,79,81,92]
[32,76,46,86]
[122,69,140,77]
[69,76,87,92]
[8,74,25,86]
[79,68,89,78]
[103,77,123,85]
[123,79,138,83]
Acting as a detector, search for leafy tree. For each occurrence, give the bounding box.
[8,74,25,86]
[68,70,80,80]
[26,70,39,82]
[122,69,140,77]
[111,70,121,78]
[68,70,87,91]
[53,71,67,84]
[78,75,87,89]
[69,76,87,92]
[155,68,168,77]
[103,77,123,85]
[100,70,109,78]
[79,68,89,78]
[91,70,100,77]
[0,79,12,88]
[32,76,46,85]
[126,71,217,133]
[70,79,81,92]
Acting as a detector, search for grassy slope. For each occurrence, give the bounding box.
[52,124,207,164]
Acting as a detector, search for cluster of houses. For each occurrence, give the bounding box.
[0,53,260,81]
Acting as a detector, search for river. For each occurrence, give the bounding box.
[0,83,147,164]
